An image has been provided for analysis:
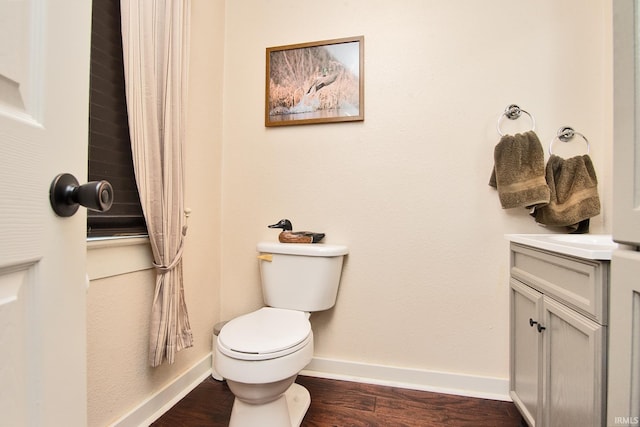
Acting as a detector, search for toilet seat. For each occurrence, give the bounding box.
[218,307,311,361]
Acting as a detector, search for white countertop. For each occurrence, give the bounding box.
[506,234,618,260]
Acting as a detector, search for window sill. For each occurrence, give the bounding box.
[87,236,154,280]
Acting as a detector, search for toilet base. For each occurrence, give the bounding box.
[229,383,310,427]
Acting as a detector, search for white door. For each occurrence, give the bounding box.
[0,1,91,425]
[611,1,640,425]
[612,0,640,245]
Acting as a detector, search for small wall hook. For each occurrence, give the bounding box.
[557,126,576,142]
[496,104,536,136]
[549,126,590,155]
[504,104,522,120]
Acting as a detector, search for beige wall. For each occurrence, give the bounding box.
[86,1,225,426]
[220,0,613,377]
[87,0,614,425]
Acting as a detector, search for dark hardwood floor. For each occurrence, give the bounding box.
[151,375,523,426]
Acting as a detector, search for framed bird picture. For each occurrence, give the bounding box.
[265,36,364,127]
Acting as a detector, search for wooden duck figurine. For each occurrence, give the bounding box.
[268,219,325,243]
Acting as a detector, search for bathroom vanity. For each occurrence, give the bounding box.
[507,234,617,427]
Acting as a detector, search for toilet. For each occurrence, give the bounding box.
[214,241,348,427]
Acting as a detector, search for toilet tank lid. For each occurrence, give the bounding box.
[257,241,348,257]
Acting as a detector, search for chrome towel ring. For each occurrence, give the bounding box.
[496,104,536,136]
[549,126,590,155]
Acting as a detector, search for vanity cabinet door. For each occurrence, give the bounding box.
[608,250,640,426]
[510,279,543,427]
[542,297,605,427]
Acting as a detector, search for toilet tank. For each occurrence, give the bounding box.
[256,242,348,312]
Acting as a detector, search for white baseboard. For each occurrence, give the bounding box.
[109,353,509,427]
[110,354,213,427]
[301,357,511,402]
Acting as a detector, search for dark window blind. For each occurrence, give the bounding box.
[88,0,146,237]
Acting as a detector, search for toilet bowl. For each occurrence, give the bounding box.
[214,241,348,427]
[214,308,314,426]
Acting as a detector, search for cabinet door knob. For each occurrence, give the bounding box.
[537,324,546,333]
[529,318,538,327]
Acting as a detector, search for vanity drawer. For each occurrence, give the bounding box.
[510,243,608,324]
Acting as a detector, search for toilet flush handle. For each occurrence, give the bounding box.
[257,254,273,262]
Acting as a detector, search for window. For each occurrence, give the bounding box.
[88,0,146,238]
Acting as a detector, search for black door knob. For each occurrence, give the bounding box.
[49,173,114,217]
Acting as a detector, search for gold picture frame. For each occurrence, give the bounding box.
[265,36,364,127]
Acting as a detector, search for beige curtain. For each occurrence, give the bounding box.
[120,0,193,367]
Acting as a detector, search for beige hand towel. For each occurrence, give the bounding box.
[489,131,550,209]
[531,154,600,231]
